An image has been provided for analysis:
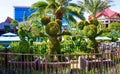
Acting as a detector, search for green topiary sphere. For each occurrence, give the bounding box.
[45,21,60,36]
[55,6,64,19]
[41,16,51,25]
[89,19,99,26]
[83,25,97,38]
[77,21,84,30]
[84,21,89,26]
[77,20,89,30]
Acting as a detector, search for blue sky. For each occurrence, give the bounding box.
[0,0,120,22]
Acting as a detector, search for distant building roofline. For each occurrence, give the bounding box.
[14,6,30,8]
[5,17,13,23]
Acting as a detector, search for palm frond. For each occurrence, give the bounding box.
[30,1,48,11]
[78,0,112,17]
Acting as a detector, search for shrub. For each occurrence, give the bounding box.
[9,42,19,53]
[33,41,48,54]
[0,45,4,50]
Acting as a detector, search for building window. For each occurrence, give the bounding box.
[106,24,108,28]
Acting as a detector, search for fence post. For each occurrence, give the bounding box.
[100,52,103,74]
[5,48,8,73]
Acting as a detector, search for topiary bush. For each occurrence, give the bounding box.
[19,40,30,53]
[41,16,51,25]
[18,27,28,40]
[39,18,71,61]
[45,21,60,36]
[45,21,61,54]
[77,20,89,30]
[33,41,48,54]
[77,19,103,53]
[9,42,19,53]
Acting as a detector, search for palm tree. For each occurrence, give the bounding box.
[11,20,18,33]
[29,0,85,22]
[23,11,27,21]
[78,0,112,18]
[28,0,85,42]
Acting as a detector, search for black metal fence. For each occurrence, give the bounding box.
[0,52,120,74]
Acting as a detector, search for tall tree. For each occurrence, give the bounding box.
[79,0,112,18]
[29,0,85,22]
[107,22,120,41]
[11,20,18,33]
[28,0,85,41]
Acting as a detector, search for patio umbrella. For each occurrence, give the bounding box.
[1,32,17,36]
[0,32,20,41]
[0,32,20,47]
[95,36,112,40]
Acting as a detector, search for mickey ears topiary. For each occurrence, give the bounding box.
[41,16,51,25]
[89,19,99,26]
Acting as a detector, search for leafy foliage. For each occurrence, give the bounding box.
[83,25,97,38]
[33,41,48,54]
[41,16,51,25]
[29,0,85,22]
[11,20,18,28]
[30,21,42,37]
[77,19,104,53]
[79,0,112,18]
[109,22,120,31]
[19,40,30,53]
[107,22,120,42]
[0,45,4,50]
[11,20,18,33]
[45,21,60,36]
[77,20,89,30]
[9,42,19,53]
[18,27,28,40]
[17,27,31,53]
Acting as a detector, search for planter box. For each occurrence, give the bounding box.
[80,57,114,71]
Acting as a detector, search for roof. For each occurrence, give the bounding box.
[96,8,120,18]
[5,17,13,23]
[14,6,30,8]
[0,22,13,30]
[0,17,14,30]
